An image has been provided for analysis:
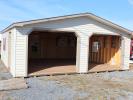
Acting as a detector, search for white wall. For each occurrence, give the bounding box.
[121,36,131,69]
[15,29,28,77]
[76,35,89,73]
[1,31,9,67]
[10,29,17,77]
[1,29,16,77]
[24,16,124,36]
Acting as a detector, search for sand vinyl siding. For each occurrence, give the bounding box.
[15,29,28,77]
[1,32,9,67]
[77,35,89,72]
[9,29,16,76]
[1,29,16,76]
[25,16,123,36]
[121,36,131,69]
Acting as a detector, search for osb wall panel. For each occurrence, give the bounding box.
[28,32,76,59]
[89,35,121,65]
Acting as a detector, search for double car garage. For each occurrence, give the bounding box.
[1,13,131,77]
[28,30,122,76]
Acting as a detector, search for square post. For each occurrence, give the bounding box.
[121,36,131,69]
[76,35,89,73]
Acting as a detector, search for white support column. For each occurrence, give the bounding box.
[15,28,32,77]
[76,35,89,73]
[121,36,131,70]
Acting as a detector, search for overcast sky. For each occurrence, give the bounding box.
[0,0,133,31]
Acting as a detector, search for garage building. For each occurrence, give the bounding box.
[0,13,132,77]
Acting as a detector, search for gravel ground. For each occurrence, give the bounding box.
[0,61,12,80]
[0,71,133,100]
[0,73,12,80]
[3,78,88,100]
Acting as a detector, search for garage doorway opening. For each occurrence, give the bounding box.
[88,35,121,72]
[28,31,77,76]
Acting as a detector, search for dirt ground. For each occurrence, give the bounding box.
[0,71,133,100]
[0,58,132,100]
[38,72,133,100]
[0,62,133,100]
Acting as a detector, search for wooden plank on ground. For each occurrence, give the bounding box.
[0,78,28,91]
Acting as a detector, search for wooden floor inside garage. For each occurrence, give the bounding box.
[88,64,121,72]
[28,59,76,76]
[28,59,122,76]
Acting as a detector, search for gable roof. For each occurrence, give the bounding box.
[1,13,132,35]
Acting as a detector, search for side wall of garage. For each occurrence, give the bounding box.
[1,31,9,67]
[1,28,16,77]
